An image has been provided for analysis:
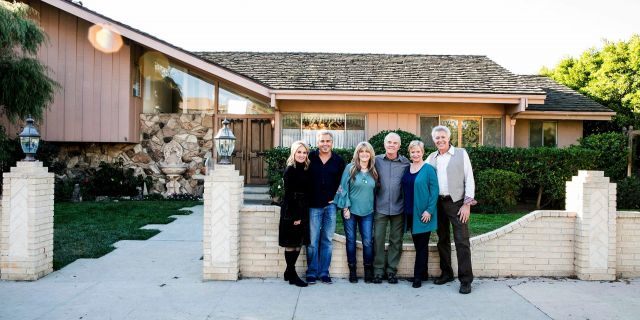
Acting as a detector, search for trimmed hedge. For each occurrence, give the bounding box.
[467,147,597,208]
[475,169,523,213]
[368,129,422,158]
[266,145,599,208]
[578,132,628,181]
[617,176,640,210]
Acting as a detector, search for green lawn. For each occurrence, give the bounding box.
[335,212,528,242]
[54,200,201,270]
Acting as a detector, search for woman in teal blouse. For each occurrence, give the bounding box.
[334,141,379,283]
[401,140,439,288]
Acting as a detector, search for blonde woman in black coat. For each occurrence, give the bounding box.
[279,140,311,287]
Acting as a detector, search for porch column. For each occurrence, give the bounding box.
[202,164,243,280]
[566,170,617,280]
[505,115,516,147]
[0,161,55,280]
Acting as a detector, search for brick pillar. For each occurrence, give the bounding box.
[566,170,617,280]
[202,164,243,280]
[0,161,55,280]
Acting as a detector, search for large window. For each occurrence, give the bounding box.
[282,113,366,148]
[420,116,502,147]
[529,121,557,147]
[218,86,273,115]
[142,54,214,114]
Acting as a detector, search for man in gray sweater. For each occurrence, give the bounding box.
[372,132,410,284]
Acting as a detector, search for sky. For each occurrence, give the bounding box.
[80,0,640,74]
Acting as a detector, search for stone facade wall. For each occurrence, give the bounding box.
[616,211,640,278]
[50,113,214,195]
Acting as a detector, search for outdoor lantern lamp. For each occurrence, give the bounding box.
[214,118,236,164]
[19,116,41,161]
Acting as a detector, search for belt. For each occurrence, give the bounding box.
[439,195,452,201]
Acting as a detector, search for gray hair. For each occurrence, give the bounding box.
[431,125,451,140]
[316,130,334,141]
[384,132,401,143]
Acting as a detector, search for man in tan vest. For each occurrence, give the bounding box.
[427,125,476,294]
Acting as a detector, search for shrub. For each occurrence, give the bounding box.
[617,176,640,210]
[368,129,421,158]
[82,160,145,200]
[475,169,523,213]
[468,146,597,208]
[579,132,628,181]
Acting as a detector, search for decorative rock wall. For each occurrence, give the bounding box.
[50,113,214,196]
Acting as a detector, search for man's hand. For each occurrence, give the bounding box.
[343,208,351,220]
[458,204,471,224]
[293,220,301,225]
[421,211,431,223]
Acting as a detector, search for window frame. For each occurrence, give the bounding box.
[529,120,558,147]
[418,115,504,147]
[280,112,367,148]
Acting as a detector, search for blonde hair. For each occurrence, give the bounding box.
[349,141,379,182]
[286,140,310,169]
[408,140,425,154]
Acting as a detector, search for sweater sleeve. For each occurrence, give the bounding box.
[333,165,352,209]
[426,166,439,216]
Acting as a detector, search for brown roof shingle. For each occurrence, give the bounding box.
[519,75,612,112]
[195,52,545,95]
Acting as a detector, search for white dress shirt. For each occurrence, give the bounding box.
[428,146,475,199]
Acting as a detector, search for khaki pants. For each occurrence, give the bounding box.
[373,213,404,276]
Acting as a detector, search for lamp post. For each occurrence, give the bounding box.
[18,116,40,161]
[214,118,236,165]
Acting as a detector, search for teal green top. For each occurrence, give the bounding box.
[408,164,439,235]
[333,163,376,216]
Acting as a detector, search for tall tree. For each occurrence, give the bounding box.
[0,1,58,122]
[541,35,640,133]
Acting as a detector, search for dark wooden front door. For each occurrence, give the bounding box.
[218,117,273,184]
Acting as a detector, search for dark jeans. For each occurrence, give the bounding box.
[411,231,431,281]
[436,197,473,284]
[343,213,374,266]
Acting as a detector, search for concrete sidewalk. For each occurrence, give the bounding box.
[1,205,638,320]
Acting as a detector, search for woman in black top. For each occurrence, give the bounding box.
[279,140,311,287]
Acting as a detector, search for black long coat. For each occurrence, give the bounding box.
[279,162,311,247]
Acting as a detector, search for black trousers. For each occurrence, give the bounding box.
[411,231,431,281]
[436,197,473,284]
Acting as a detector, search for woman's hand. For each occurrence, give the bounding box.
[421,211,431,223]
[343,208,351,220]
[293,220,301,225]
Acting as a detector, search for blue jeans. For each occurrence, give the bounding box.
[307,204,337,278]
[343,213,374,266]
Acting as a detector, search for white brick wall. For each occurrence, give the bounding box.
[616,211,640,278]
[209,170,639,280]
[0,161,55,281]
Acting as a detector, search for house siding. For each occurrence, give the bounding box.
[514,119,583,148]
[277,100,505,141]
[10,1,136,143]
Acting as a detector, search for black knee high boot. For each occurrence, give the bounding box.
[284,251,307,287]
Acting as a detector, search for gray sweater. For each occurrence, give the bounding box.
[374,154,410,215]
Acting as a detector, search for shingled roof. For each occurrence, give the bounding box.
[520,75,612,112]
[195,52,545,95]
